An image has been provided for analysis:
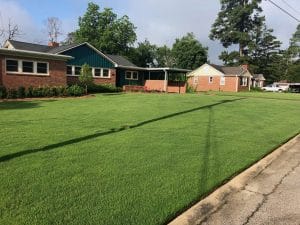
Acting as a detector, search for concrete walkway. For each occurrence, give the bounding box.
[169,134,300,225]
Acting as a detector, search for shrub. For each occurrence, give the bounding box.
[250,87,263,92]
[186,84,196,93]
[88,83,122,93]
[17,86,26,98]
[0,86,7,99]
[26,86,34,98]
[67,85,85,96]
[7,88,18,99]
[56,86,68,97]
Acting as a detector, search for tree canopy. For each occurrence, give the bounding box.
[75,2,136,55]
[172,33,208,70]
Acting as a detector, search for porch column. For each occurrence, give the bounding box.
[164,70,168,92]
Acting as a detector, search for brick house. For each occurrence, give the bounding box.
[187,63,252,92]
[0,40,190,93]
[0,45,72,89]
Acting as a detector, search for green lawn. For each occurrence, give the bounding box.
[0,93,299,225]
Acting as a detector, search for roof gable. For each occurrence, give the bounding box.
[59,43,115,68]
[188,63,225,77]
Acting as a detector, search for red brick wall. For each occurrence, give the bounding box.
[66,68,116,86]
[0,56,3,86]
[0,55,67,89]
[188,76,238,92]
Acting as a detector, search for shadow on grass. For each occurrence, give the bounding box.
[0,101,45,110]
[0,98,244,163]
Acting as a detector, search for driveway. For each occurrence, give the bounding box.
[169,134,300,225]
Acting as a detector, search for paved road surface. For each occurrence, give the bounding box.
[170,135,300,225]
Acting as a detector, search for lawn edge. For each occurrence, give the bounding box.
[167,132,300,225]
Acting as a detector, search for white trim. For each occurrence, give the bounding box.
[92,67,111,79]
[0,47,72,60]
[5,58,50,76]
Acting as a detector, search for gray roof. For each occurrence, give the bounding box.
[210,64,245,75]
[253,74,266,81]
[47,43,80,54]
[105,54,137,67]
[8,40,51,52]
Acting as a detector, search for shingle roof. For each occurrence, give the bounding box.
[253,74,266,81]
[105,54,137,67]
[210,64,245,75]
[8,40,51,52]
[47,43,81,54]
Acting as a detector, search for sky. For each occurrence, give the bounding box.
[0,0,299,64]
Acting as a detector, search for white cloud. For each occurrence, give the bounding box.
[123,0,299,63]
[0,0,46,45]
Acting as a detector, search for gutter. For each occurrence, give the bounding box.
[0,48,73,61]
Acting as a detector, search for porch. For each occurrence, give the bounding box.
[118,67,190,94]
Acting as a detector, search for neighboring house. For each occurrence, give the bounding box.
[187,63,252,92]
[0,40,190,93]
[252,74,266,88]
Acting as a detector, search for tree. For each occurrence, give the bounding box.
[210,0,264,63]
[75,2,136,55]
[6,18,22,40]
[45,17,62,43]
[172,33,208,70]
[61,32,76,45]
[127,40,157,67]
[155,45,175,67]
[79,64,93,94]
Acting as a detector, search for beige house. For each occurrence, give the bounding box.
[187,63,252,92]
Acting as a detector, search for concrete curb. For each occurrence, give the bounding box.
[168,134,300,225]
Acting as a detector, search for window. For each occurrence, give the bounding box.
[37,62,48,74]
[209,76,213,83]
[6,59,49,75]
[102,69,109,78]
[6,59,18,72]
[94,68,101,77]
[75,66,81,76]
[240,77,248,86]
[67,66,72,75]
[220,76,225,86]
[194,77,198,84]
[125,71,139,80]
[22,61,34,73]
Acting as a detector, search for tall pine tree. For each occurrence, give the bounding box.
[210,0,264,64]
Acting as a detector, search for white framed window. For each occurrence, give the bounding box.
[193,77,198,84]
[209,76,213,83]
[66,66,73,75]
[220,76,225,86]
[92,68,111,78]
[240,77,248,86]
[74,66,81,76]
[126,71,139,80]
[6,58,49,75]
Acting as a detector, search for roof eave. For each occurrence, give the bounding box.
[0,48,73,61]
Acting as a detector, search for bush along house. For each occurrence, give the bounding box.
[187,63,252,92]
[0,40,190,94]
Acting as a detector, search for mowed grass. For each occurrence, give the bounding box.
[0,93,299,225]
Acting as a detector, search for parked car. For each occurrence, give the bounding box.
[262,84,289,92]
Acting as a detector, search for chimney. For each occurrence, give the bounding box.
[48,42,59,47]
[241,64,249,71]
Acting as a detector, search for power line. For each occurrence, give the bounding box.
[281,0,300,15]
[266,0,300,22]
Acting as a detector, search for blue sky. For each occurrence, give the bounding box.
[0,0,300,63]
